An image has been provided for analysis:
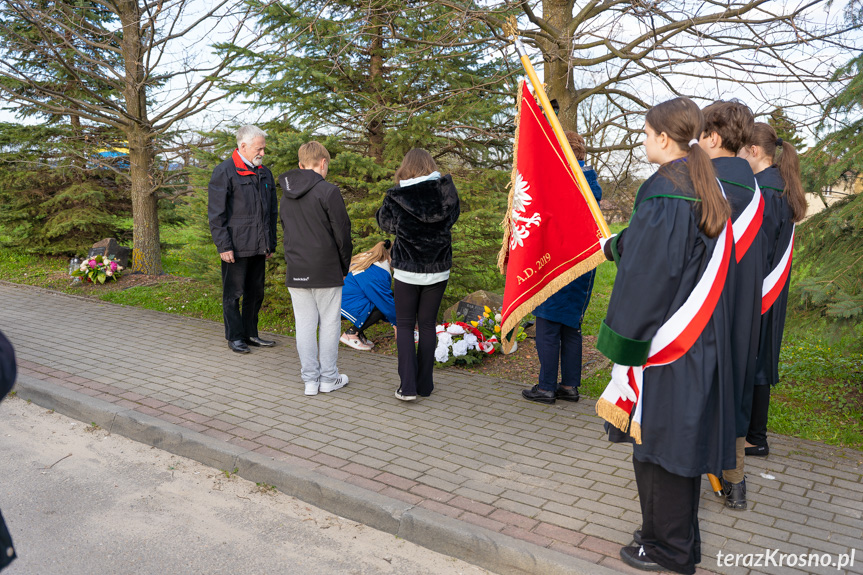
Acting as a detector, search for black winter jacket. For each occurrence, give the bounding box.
[208,151,278,257]
[278,169,352,288]
[376,175,460,273]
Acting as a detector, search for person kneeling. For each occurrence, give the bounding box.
[340,241,397,351]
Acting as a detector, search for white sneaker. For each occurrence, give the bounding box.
[358,334,375,349]
[395,389,416,401]
[340,333,372,351]
[320,374,349,393]
[304,381,320,396]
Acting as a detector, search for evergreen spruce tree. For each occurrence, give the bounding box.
[218,1,515,304]
[0,0,249,274]
[792,6,863,330]
[223,1,513,169]
[0,123,132,255]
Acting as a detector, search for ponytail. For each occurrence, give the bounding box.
[349,241,392,273]
[777,141,807,222]
[645,97,730,238]
[749,123,807,223]
[688,142,730,237]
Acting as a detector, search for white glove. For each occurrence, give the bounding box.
[598,233,617,252]
[609,363,637,402]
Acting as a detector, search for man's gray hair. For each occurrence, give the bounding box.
[236,125,267,146]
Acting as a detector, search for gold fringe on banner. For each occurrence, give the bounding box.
[630,421,642,445]
[498,84,524,274]
[595,397,643,445]
[595,397,631,434]
[500,249,606,353]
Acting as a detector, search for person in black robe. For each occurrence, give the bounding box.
[699,101,767,509]
[0,330,18,571]
[738,123,807,457]
[597,97,735,575]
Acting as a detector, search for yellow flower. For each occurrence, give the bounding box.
[494,325,501,333]
[484,306,492,313]
[483,312,490,318]
[471,321,479,327]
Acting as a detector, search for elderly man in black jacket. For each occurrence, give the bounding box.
[208,125,278,354]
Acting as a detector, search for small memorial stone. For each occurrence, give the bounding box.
[89,238,131,269]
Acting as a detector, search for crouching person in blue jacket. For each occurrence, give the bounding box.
[340,241,398,351]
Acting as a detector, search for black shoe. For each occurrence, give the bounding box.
[245,336,275,347]
[745,443,769,457]
[522,385,556,404]
[556,386,580,402]
[620,545,662,571]
[229,339,250,354]
[722,477,747,510]
[633,529,644,546]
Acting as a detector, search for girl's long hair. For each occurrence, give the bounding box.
[394,148,438,185]
[349,241,391,273]
[748,123,807,223]
[646,97,730,238]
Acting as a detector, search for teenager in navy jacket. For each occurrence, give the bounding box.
[340,241,397,350]
[522,132,602,404]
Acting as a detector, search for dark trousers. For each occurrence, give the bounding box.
[633,458,701,575]
[535,317,582,391]
[746,383,771,447]
[394,279,447,396]
[221,255,266,341]
[346,307,386,336]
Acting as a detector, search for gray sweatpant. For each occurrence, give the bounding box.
[288,286,342,385]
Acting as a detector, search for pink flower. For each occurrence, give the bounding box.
[110,261,118,271]
[88,260,97,268]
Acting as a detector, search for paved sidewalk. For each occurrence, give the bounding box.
[1,281,861,575]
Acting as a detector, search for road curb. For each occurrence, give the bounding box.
[15,374,619,575]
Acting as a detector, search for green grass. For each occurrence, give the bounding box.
[771,314,863,447]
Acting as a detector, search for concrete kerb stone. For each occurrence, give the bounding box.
[14,374,612,575]
[398,507,623,575]
[14,374,124,431]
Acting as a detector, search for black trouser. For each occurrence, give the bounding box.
[221,254,266,341]
[746,383,771,447]
[394,279,447,396]
[535,317,582,391]
[346,307,386,336]
[633,457,701,575]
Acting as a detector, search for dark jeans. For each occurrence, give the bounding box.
[746,383,771,447]
[535,317,582,392]
[394,279,447,396]
[221,255,266,341]
[633,457,701,575]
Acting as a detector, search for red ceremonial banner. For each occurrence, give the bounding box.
[499,81,607,351]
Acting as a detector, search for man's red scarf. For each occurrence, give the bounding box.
[232,149,259,176]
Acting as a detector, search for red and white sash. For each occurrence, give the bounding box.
[761,225,795,314]
[732,183,764,262]
[596,220,734,444]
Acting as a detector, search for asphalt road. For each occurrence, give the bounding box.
[0,396,490,575]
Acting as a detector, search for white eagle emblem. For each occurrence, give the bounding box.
[510,171,541,250]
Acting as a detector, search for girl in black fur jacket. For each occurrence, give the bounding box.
[376,149,460,401]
